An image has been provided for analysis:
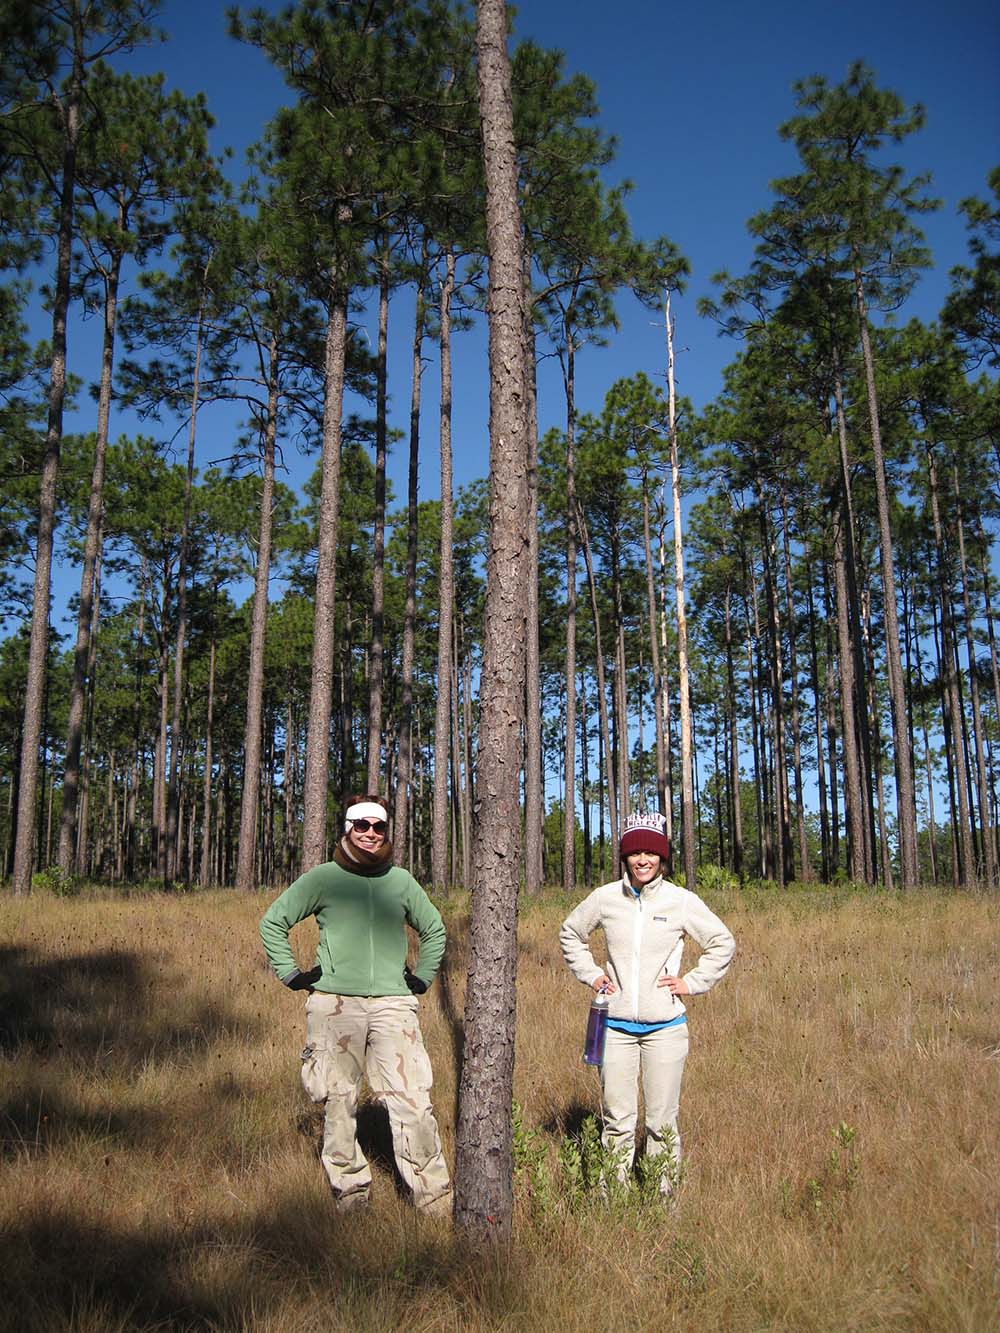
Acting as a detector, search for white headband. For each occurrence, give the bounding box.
[345,801,388,830]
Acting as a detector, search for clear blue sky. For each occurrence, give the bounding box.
[36,0,1000,626]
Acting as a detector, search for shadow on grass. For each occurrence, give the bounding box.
[0,1082,159,1162]
[0,943,261,1063]
[541,1099,599,1139]
[0,943,263,1162]
[0,1191,530,1332]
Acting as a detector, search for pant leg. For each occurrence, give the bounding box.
[365,996,452,1213]
[638,1022,689,1192]
[600,1026,642,1181]
[302,993,371,1201]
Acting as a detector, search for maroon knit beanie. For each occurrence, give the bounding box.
[619,810,670,862]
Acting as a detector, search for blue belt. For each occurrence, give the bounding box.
[607,1014,688,1035]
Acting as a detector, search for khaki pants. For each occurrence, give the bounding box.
[600,1022,689,1190]
[301,993,451,1213]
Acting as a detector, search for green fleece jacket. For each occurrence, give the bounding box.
[259,860,446,996]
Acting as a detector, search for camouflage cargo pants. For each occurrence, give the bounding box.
[300,992,452,1214]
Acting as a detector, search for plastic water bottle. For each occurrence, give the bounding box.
[582,987,610,1065]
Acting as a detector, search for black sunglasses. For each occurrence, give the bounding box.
[351,818,387,834]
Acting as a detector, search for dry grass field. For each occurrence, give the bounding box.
[0,881,997,1331]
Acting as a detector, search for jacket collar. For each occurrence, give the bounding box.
[622,872,663,899]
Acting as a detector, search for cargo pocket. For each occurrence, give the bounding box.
[398,1021,434,1093]
[299,1041,329,1103]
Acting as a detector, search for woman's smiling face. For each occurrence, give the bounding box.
[348,817,387,854]
[626,850,660,885]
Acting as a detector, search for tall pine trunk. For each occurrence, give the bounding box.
[393,246,427,858]
[59,248,121,875]
[165,295,205,885]
[926,443,974,884]
[666,292,695,888]
[302,249,350,870]
[952,464,995,885]
[578,506,618,874]
[853,267,919,886]
[454,0,529,1241]
[431,250,456,889]
[562,336,578,891]
[642,470,667,820]
[12,34,83,895]
[366,247,390,787]
[199,632,217,886]
[236,328,279,891]
[523,299,543,894]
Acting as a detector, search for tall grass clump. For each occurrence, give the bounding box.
[0,881,996,1330]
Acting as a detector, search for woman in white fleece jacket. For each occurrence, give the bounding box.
[560,811,735,1193]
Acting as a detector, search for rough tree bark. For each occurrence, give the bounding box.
[235,328,279,891]
[301,243,350,871]
[454,0,530,1243]
[431,249,456,890]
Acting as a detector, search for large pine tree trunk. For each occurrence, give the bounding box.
[59,249,121,875]
[454,0,529,1241]
[431,250,456,890]
[831,506,868,883]
[975,515,1000,757]
[165,301,205,885]
[757,486,791,886]
[562,337,578,891]
[912,592,938,885]
[853,267,919,886]
[301,255,349,871]
[578,506,618,871]
[805,555,831,881]
[236,330,279,892]
[199,631,217,886]
[523,308,543,894]
[12,44,83,895]
[723,585,743,878]
[926,444,975,884]
[829,373,875,883]
[393,248,427,859]
[125,561,148,879]
[75,541,102,875]
[154,608,170,881]
[666,292,696,889]
[450,608,464,887]
[460,613,474,888]
[642,472,667,820]
[366,248,390,787]
[953,465,995,886]
[781,494,810,879]
[746,564,769,877]
[612,552,631,827]
[657,492,675,846]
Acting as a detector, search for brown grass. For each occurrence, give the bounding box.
[0,883,997,1331]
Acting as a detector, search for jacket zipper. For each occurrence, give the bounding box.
[631,888,643,1021]
[368,880,375,995]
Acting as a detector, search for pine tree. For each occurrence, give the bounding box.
[454,0,530,1243]
[3,0,158,894]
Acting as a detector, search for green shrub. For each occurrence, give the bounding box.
[30,866,80,897]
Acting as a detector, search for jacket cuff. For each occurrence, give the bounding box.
[280,969,302,987]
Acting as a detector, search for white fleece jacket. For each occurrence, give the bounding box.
[559,875,735,1024]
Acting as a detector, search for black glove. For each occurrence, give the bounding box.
[404,967,428,995]
[283,966,322,991]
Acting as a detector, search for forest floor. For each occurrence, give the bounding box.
[0,881,997,1331]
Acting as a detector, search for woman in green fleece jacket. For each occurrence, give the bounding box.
[260,794,451,1216]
